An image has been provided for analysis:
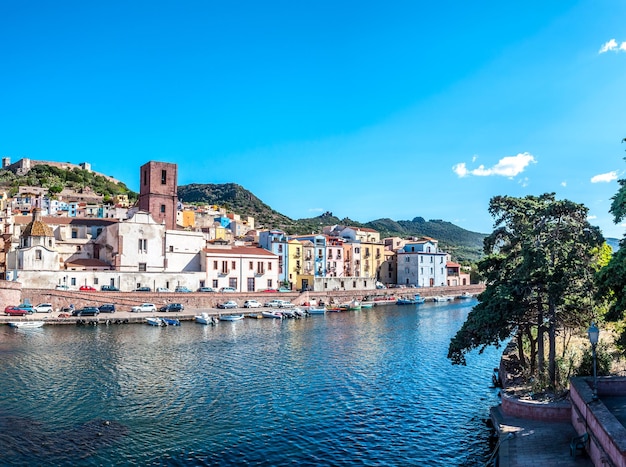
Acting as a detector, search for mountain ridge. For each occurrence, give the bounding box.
[177,183,487,263]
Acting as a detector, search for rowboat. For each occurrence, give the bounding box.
[219,314,244,321]
[161,317,181,326]
[8,321,45,329]
[307,307,326,314]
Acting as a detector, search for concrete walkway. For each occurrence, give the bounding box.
[490,405,593,466]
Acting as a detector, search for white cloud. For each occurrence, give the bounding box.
[599,39,626,53]
[452,162,469,177]
[587,215,597,220]
[561,181,567,187]
[308,207,324,213]
[453,152,536,178]
[590,171,618,183]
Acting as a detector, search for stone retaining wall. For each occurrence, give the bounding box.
[570,377,626,467]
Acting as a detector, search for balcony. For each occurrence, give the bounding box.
[255,271,265,277]
[218,270,229,277]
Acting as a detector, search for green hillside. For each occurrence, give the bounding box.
[178,183,486,263]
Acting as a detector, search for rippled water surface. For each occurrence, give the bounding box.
[0,299,500,466]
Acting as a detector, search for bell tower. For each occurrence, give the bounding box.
[137,161,178,230]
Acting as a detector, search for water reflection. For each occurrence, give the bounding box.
[0,300,500,466]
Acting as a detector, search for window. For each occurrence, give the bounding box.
[212,279,218,288]
[228,278,237,289]
[340,280,345,288]
[221,261,228,274]
[247,277,255,292]
[267,279,273,288]
[71,229,78,239]
[430,257,433,263]
[169,245,174,252]
[355,247,360,254]
[71,278,76,286]
[440,257,444,263]
[268,262,272,270]
[94,278,99,285]
[139,263,147,272]
[160,204,166,213]
[353,281,357,288]
[213,261,218,269]
[249,261,254,270]
[161,169,167,184]
[257,262,265,274]
[405,267,410,273]
[76,246,81,252]
[138,239,147,253]
[420,256,423,263]
[143,170,148,185]
[337,250,341,259]
[231,261,236,270]
[278,245,283,253]
[405,256,410,262]
[35,250,42,260]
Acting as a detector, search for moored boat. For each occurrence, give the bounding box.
[219,314,244,321]
[146,317,165,326]
[262,310,283,319]
[307,307,326,314]
[458,292,473,299]
[195,313,217,325]
[8,321,45,329]
[161,317,181,326]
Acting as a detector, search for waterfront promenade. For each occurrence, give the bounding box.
[491,405,593,466]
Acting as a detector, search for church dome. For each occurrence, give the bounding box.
[21,208,54,238]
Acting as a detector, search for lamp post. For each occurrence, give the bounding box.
[587,322,599,401]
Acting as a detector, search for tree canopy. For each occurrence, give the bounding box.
[448,193,603,388]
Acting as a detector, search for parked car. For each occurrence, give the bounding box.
[101,285,119,291]
[197,287,215,293]
[261,288,278,293]
[55,284,70,290]
[277,300,295,308]
[34,303,53,313]
[217,300,238,309]
[79,285,96,291]
[159,303,184,312]
[131,303,157,313]
[72,307,100,317]
[278,287,292,293]
[135,287,151,292]
[5,306,29,316]
[15,302,34,313]
[243,300,261,308]
[156,287,171,293]
[174,286,191,293]
[98,304,116,313]
[219,287,237,293]
[264,299,283,308]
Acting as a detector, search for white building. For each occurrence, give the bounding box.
[396,238,448,287]
[203,245,279,292]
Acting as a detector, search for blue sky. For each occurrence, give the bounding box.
[2,1,626,237]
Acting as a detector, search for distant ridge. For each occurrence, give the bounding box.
[178,183,486,263]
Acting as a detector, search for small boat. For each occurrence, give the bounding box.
[161,317,181,326]
[308,307,326,314]
[432,295,454,302]
[458,292,473,299]
[340,299,361,311]
[195,313,217,325]
[8,321,45,329]
[326,306,342,312]
[146,317,165,326]
[361,303,373,309]
[262,310,283,319]
[219,314,244,321]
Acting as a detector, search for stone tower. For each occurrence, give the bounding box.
[137,161,178,230]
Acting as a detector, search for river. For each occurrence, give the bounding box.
[0,299,500,466]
